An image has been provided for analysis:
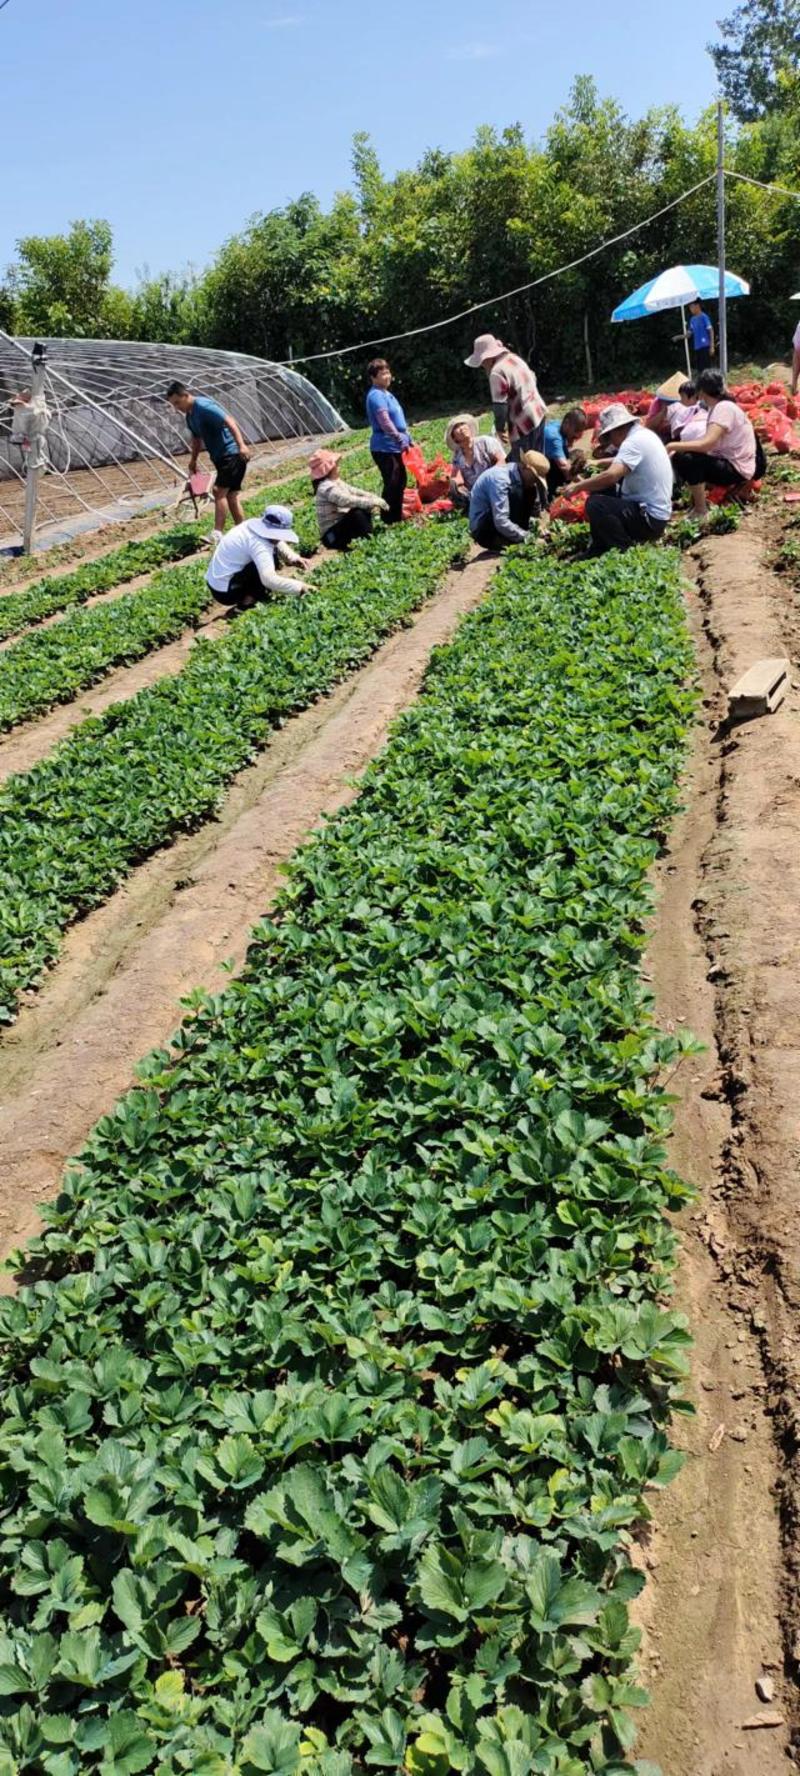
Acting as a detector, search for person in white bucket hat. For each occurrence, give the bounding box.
[206,504,309,612]
[566,404,673,556]
[464,332,547,460]
[445,413,505,510]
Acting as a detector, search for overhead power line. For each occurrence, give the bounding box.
[281,174,717,367]
[725,168,800,201]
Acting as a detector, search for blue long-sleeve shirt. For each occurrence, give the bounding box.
[468,463,528,543]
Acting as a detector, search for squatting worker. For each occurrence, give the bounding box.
[309,449,389,551]
[445,414,505,511]
[206,505,309,613]
[166,381,250,540]
[669,380,708,443]
[541,406,588,498]
[468,450,550,550]
[567,403,673,556]
[686,299,715,374]
[366,359,411,524]
[643,373,685,441]
[464,333,547,460]
[667,369,758,518]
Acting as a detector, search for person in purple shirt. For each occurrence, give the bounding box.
[366,359,412,524]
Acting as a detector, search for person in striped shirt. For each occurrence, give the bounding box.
[309,449,389,550]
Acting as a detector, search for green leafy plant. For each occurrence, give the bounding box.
[0,518,468,1021]
[0,544,693,1773]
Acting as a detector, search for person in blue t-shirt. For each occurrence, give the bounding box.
[166,381,251,539]
[365,359,412,523]
[541,406,588,497]
[686,301,715,375]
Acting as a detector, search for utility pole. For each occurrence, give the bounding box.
[716,99,728,378]
[22,342,47,555]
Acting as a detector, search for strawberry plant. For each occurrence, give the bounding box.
[0,519,469,1022]
[0,560,212,731]
[0,544,693,1773]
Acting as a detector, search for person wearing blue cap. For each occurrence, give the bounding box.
[206,505,309,612]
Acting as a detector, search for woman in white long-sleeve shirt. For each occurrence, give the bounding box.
[309,449,389,550]
[206,505,309,612]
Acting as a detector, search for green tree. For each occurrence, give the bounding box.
[710,0,800,120]
[7,218,115,337]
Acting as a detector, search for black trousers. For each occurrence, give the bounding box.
[508,420,545,462]
[371,451,407,523]
[671,451,742,488]
[323,508,374,551]
[586,494,668,555]
[694,347,712,375]
[211,560,263,605]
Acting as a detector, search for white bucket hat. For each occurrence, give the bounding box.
[597,403,637,438]
[445,413,479,451]
[465,333,506,369]
[257,504,299,545]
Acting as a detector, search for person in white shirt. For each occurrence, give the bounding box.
[567,404,674,555]
[206,505,309,611]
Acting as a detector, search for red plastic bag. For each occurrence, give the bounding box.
[429,497,454,512]
[402,444,427,485]
[549,490,588,523]
[402,487,423,518]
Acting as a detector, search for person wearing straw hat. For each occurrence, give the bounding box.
[643,372,686,441]
[567,404,673,556]
[468,449,550,549]
[445,414,505,511]
[464,334,547,460]
[308,449,389,550]
[206,504,309,612]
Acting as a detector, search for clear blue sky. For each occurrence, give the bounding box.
[1,0,723,288]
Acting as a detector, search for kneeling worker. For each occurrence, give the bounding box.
[468,450,549,549]
[542,407,589,498]
[567,403,673,555]
[309,449,389,550]
[206,505,309,612]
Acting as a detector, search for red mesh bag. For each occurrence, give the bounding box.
[402,487,423,518]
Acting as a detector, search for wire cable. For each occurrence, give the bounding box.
[725,168,800,202]
[280,174,717,366]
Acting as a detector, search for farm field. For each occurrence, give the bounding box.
[1,401,800,1776]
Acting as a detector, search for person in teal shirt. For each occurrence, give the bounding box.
[541,407,588,498]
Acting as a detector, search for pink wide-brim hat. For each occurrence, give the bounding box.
[464,333,506,369]
[308,448,341,479]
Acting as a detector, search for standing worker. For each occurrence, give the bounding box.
[166,381,251,540]
[685,300,715,375]
[464,333,547,459]
[567,403,673,555]
[366,359,411,524]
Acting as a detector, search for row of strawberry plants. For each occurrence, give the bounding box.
[0,545,694,1775]
[0,518,469,1022]
[0,417,453,644]
[0,558,214,733]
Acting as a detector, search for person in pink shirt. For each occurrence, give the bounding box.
[667,370,759,517]
[669,380,708,443]
[464,333,547,459]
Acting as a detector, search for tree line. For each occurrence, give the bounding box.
[2,2,800,419]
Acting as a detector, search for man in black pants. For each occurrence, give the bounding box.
[566,403,674,555]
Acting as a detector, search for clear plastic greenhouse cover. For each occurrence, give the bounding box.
[0,336,348,483]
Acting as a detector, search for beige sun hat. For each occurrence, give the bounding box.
[445,413,479,451]
[655,371,686,402]
[597,403,637,438]
[465,333,506,369]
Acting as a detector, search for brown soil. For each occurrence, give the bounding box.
[0,549,497,1266]
[638,511,800,1773]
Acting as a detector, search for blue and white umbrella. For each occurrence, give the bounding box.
[612,263,750,374]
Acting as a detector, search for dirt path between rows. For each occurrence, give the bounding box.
[638,512,800,1774]
[0,549,498,1270]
